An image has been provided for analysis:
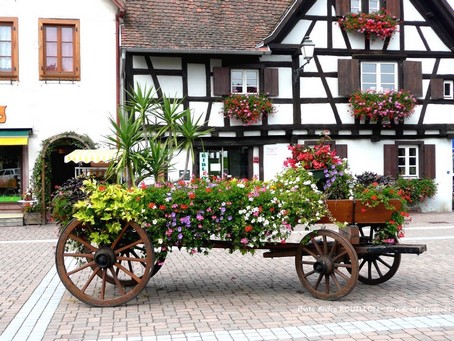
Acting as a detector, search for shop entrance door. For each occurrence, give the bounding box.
[199,147,249,179]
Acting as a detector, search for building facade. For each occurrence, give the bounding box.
[121,0,454,212]
[0,0,123,212]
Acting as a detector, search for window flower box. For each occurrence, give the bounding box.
[338,9,399,40]
[223,93,275,126]
[349,89,417,125]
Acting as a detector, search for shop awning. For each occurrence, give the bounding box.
[0,129,31,145]
[64,149,120,163]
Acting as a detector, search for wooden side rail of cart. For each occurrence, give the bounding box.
[55,211,427,306]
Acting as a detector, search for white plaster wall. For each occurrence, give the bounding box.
[0,0,119,172]
[187,64,207,97]
[263,144,289,180]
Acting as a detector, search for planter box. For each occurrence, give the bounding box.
[23,212,43,225]
[317,199,401,224]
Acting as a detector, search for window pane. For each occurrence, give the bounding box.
[46,42,57,57]
[0,26,12,40]
[62,42,73,57]
[381,74,395,84]
[45,26,57,41]
[46,57,58,71]
[0,56,12,71]
[61,27,73,42]
[363,74,376,84]
[362,63,376,73]
[409,167,417,175]
[381,64,395,73]
[62,57,73,72]
[351,0,360,12]
[369,0,379,12]
[409,148,417,156]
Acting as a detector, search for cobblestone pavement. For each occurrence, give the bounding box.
[0,212,453,341]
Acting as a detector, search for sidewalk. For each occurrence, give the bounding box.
[0,212,453,340]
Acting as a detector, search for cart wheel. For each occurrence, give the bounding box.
[356,224,401,285]
[90,245,166,286]
[295,229,359,300]
[55,220,154,307]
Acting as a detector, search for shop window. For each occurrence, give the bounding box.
[0,146,21,200]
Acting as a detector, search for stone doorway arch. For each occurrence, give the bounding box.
[34,132,96,224]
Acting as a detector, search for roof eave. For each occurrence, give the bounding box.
[121,47,271,56]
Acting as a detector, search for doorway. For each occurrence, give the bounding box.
[198,147,249,179]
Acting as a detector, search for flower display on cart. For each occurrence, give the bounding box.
[338,9,399,40]
[223,93,275,125]
[349,89,417,125]
[72,172,327,254]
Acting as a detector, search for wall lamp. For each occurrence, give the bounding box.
[293,36,315,84]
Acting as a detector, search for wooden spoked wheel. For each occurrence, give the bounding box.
[295,229,359,300]
[356,224,401,285]
[55,220,154,307]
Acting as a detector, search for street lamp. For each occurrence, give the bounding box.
[293,36,315,84]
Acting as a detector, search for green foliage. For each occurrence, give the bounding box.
[395,177,438,205]
[50,175,103,228]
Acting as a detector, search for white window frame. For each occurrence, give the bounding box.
[350,0,380,13]
[444,80,453,99]
[398,145,419,178]
[230,69,259,94]
[361,62,397,91]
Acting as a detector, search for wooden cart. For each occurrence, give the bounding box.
[55,200,426,307]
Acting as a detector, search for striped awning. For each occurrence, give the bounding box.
[0,129,31,145]
[64,149,120,163]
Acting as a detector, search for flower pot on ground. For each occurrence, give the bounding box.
[223,93,275,126]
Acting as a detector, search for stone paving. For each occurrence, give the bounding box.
[0,212,453,340]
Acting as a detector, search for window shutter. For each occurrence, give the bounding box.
[422,144,436,179]
[430,78,444,100]
[335,0,350,16]
[334,144,348,159]
[403,61,423,97]
[383,144,398,177]
[338,59,360,97]
[264,68,279,96]
[213,67,230,96]
[386,0,401,19]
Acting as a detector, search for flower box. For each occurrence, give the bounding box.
[338,10,399,41]
[223,93,275,126]
[317,199,402,224]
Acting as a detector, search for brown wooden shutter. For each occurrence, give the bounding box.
[383,144,398,177]
[213,67,230,96]
[263,68,279,96]
[403,61,423,97]
[386,0,401,19]
[335,0,350,16]
[334,144,348,159]
[430,78,444,100]
[338,59,360,97]
[422,144,436,179]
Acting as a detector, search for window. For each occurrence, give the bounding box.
[39,19,80,81]
[444,80,453,99]
[350,0,380,13]
[0,18,18,79]
[398,146,419,177]
[361,62,397,91]
[231,69,259,94]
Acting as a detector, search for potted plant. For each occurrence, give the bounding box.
[283,136,409,244]
[338,9,399,40]
[349,89,417,125]
[223,93,275,125]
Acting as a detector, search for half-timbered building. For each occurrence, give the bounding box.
[121,0,454,212]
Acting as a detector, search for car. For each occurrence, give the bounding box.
[0,168,20,189]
